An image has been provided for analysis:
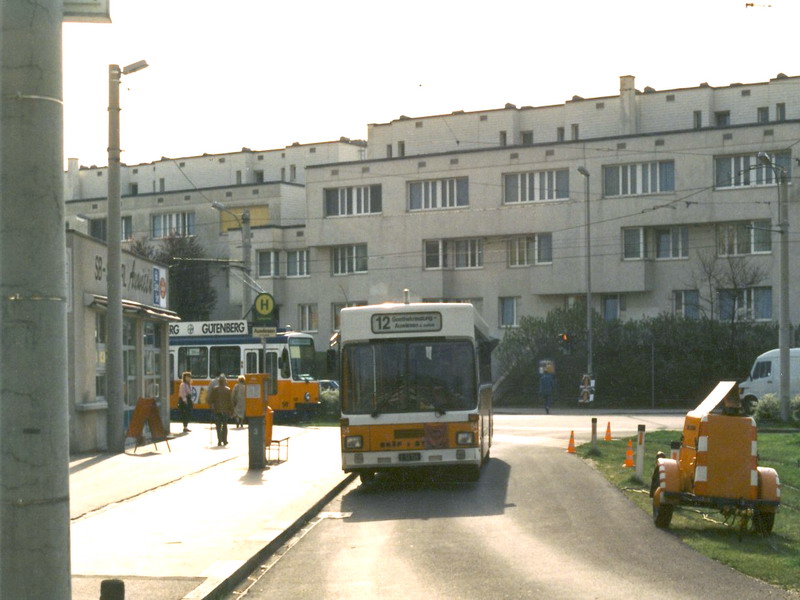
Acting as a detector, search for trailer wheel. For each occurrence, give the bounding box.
[652,489,674,529]
[752,510,775,535]
[359,471,375,484]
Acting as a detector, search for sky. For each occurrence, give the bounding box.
[62,0,800,168]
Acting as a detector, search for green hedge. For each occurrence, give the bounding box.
[496,305,779,408]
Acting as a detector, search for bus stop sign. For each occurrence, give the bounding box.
[253,293,276,326]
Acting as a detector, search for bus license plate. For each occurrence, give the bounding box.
[398,452,421,462]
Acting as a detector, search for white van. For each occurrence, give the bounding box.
[738,348,800,412]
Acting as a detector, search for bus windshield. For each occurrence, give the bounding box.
[289,338,316,381]
[342,339,476,415]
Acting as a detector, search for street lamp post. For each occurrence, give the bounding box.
[757,152,791,422]
[577,167,593,381]
[212,202,252,318]
[107,60,148,453]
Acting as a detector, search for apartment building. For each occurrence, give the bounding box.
[298,74,799,348]
[65,74,800,352]
[64,140,366,319]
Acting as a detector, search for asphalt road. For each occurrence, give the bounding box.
[229,413,795,600]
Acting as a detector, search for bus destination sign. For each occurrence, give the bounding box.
[371,312,442,334]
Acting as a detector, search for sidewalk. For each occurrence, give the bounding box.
[69,421,352,600]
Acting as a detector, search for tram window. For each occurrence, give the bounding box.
[245,350,259,374]
[178,347,209,379]
[280,349,291,379]
[211,346,241,378]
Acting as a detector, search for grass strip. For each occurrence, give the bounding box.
[577,429,799,591]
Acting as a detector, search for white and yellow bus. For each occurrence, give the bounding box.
[339,302,495,482]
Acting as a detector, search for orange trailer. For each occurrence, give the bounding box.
[650,381,781,534]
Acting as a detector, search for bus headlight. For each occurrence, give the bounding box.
[344,435,363,450]
[456,431,475,445]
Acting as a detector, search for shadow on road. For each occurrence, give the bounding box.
[340,458,512,522]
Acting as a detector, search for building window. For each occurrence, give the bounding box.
[89,218,107,241]
[776,103,786,122]
[386,144,393,159]
[522,131,533,145]
[128,183,138,195]
[602,295,622,321]
[499,131,507,146]
[454,239,483,269]
[236,171,242,184]
[757,107,770,123]
[655,226,688,259]
[508,234,552,266]
[714,152,791,189]
[503,169,569,203]
[571,124,579,140]
[424,240,448,269]
[398,141,406,157]
[717,220,772,256]
[714,111,730,127]
[159,178,165,192]
[121,216,133,241]
[257,250,280,277]
[332,244,367,275]
[674,290,700,319]
[290,165,297,181]
[603,161,675,197]
[94,311,107,401]
[298,304,318,332]
[324,185,382,217]
[693,111,702,129]
[719,287,772,321]
[151,212,195,238]
[254,170,264,183]
[499,297,518,328]
[623,227,646,260]
[557,127,565,142]
[409,177,468,210]
[286,249,309,277]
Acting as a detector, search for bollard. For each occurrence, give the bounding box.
[590,417,598,454]
[100,579,124,600]
[248,416,266,470]
[635,424,646,482]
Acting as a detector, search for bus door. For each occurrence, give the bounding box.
[265,351,278,396]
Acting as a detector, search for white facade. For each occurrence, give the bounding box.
[66,231,178,453]
[64,75,800,352]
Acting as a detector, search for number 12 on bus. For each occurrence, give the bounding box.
[338,303,496,482]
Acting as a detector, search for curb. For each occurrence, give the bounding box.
[185,472,357,600]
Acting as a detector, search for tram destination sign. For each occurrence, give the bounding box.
[371,311,442,334]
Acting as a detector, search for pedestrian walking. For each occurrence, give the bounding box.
[178,371,193,433]
[232,374,246,428]
[209,375,234,446]
[539,370,555,414]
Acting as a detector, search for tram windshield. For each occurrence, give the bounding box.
[289,337,317,381]
[342,339,476,415]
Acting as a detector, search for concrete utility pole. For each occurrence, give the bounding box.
[757,152,791,422]
[107,59,148,453]
[212,202,252,318]
[1,0,73,597]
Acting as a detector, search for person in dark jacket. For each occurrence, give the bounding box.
[209,375,234,446]
[539,370,555,414]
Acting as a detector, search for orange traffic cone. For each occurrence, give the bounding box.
[622,439,635,467]
[604,421,613,441]
[566,430,576,454]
